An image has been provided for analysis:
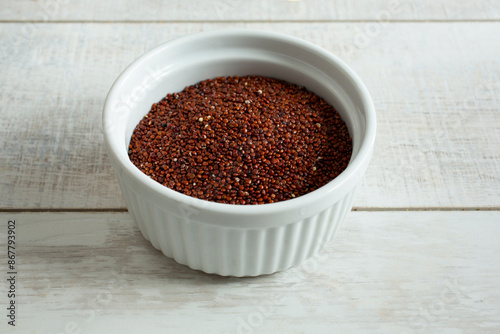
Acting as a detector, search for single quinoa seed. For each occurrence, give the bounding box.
[128,75,352,205]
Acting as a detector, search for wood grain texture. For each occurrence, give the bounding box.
[1,0,500,22]
[1,22,499,209]
[0,211,499,333]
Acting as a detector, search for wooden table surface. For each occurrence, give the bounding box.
[1,1,499,333]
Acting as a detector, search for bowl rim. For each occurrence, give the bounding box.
[103,29,376,216]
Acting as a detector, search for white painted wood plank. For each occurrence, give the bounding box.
[0,211,498,333]
[1,0,500,22]
[1,22,499,209]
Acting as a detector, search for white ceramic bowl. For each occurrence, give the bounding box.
[103,30,376,277]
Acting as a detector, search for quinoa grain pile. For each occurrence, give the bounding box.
[128,75,352,205]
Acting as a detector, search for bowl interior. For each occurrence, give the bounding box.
[103,30,375,218]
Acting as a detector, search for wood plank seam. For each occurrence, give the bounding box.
[2,19,500,23]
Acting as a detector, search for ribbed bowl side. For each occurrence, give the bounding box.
[118,177,358,277]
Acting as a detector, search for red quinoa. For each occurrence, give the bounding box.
[128,75,352,205]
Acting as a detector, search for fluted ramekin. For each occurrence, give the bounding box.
[103,30,376,276]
